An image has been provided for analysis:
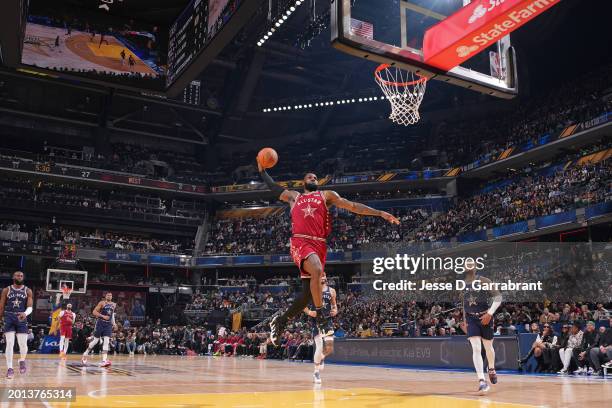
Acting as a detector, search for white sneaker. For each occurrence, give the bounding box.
[478,380,490,395]
[557,369,567,375]
[313,371,321,384]
[587,367,594,375]
[99,360,111,368]
[81,355,88,365]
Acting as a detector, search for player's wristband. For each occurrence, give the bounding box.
[24,307,33,316]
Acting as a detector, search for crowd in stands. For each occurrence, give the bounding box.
[204,150,610,254]
[0,221,194,254]
[0,177,206,221]
[415,159,611,241]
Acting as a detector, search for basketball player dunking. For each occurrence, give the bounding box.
[59,303,76,359]
[461,261,502,394]
[304,276,337,384]
[257,158,399,345]
[82,292,117,367]
[0,271,33,379]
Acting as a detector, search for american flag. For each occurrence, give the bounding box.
[350,18,374,40]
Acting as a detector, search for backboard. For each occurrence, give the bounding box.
[46,269,88,294]
[331,0,519,98]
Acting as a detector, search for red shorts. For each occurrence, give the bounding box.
[290,237,327,279]
[60,326,72,339]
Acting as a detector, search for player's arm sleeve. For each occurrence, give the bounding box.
[485,278,502,316]
[111,312,116,326]
[260,169,285,197]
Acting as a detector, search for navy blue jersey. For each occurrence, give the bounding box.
[463,276,491,314]
[5,285,28,314]
[96,301,115,325]
[309,286,333,315]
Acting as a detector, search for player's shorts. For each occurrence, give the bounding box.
[311,318,334,338]
[466,314,494,340]
[93,321,112,338]
[290,236,327,279]
[60,325,73,339]
[3,313,28,334]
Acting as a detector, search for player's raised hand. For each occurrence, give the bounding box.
[380,211,400,225]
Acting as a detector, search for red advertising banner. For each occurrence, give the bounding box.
[423,0,561,71]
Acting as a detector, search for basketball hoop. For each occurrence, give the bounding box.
[61,285,72,300]
[374,64,427,126]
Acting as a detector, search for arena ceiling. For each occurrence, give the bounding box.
[1,0,609,148]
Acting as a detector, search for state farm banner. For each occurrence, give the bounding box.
[423,0,561,71]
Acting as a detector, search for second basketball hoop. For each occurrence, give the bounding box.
[374,64,427,126]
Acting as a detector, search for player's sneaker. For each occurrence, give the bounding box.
[269,314,285,346]
[478,380,490,395]
[18,361,26,375]
[557,369,568,375]
[6,368,14,379]
[313,371,322,384]
[488,368,498,384]
[81,355,88,365]
[99,360,112,368]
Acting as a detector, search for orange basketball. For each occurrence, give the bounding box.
[257,147,278,169]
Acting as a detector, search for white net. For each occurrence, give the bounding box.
[375,64,427,126]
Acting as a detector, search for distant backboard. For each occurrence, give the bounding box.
[331,0,522,98]
[46,269,87,294]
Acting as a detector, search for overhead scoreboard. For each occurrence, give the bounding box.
[167,0,208,88]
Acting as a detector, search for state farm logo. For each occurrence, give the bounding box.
[456,45,479,57]
[468,0,507,24]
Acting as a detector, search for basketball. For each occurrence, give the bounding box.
[257,147,278,169]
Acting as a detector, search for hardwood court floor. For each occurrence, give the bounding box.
[1,354,609,407]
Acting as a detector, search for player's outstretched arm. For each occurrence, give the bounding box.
[324,191,400,224]
[256,157,298,204]
[0,287,7,316]
[330,288,338,317]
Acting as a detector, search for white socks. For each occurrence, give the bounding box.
[4,332,15,369]
[17,333,28,361]
[469,337,485,381]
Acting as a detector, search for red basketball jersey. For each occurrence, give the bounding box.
[60,310,75,328]
[291,191,331,239]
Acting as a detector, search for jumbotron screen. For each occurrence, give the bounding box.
[20,0,167,90]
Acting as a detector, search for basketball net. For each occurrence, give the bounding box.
[374,64,427,126]
[61,285,72,300]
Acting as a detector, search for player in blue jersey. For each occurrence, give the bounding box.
[304,276,337,384]
[461,260,502,394]
[82,292,117,367]
[0,271,33,379]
